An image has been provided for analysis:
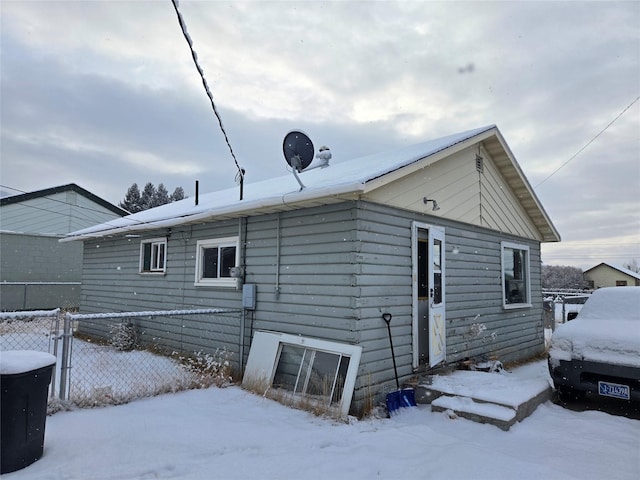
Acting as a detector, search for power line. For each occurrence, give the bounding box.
[1,192,179,238]
[0,184,128,225]
[0,184,179,236]
[169,0,244,190]
[535,95,640,188]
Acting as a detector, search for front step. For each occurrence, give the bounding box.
[431,395,516,431]
[414,370,552,430]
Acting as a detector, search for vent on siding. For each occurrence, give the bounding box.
[476,154,484,173]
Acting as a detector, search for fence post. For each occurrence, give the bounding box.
[59,313,72,401]
[49,309,62,399]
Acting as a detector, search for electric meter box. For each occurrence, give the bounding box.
[242,284,256,310]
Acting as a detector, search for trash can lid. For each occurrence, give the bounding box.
[0,350,56,375]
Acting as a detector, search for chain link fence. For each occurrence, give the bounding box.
[1,308,242,411]
[542,289,592,330]
[0,310,59,352]
[0,309,62,401]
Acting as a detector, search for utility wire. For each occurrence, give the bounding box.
[0,185,128,224]
[0,184,181,236]
[170,0,244,185]
[535,95,640,188]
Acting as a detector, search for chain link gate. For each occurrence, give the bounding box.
[0,309,62,399]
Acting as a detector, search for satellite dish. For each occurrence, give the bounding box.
[283,131,314,173]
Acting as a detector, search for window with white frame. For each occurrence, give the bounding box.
[140,238,167,274]
[501,242,530,307]
[195,236,239,287]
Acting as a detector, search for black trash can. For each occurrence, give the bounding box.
[1,350,56,474]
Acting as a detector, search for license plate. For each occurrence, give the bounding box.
[598,381,630,400]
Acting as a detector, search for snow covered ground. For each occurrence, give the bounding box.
[1,317,204,408]
[4,360,639,480]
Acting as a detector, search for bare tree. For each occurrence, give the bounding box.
[542,265,587,290]
[624,259,640,273]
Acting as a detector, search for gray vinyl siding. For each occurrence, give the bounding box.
[0,186,125,310]
[78,199,545,412]
[352,201,544,401]
[1,191,122,235]
[0,232,82,310]
[245,204,359,342]
[80,221,244,357]
[352,204,413,392]
[79,203,361,366]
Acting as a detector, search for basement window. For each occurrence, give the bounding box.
[501,241,531,308]
[139,238,167,274]
[242,331,362,418]
[194,236,239,287]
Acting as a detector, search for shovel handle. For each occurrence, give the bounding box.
[382,313,400,389]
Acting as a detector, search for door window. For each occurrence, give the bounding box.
[432,238,442,305]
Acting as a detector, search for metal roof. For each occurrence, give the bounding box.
[62,126,560,243]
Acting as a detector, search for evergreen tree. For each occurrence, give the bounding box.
[171,186,185,202]
[154,183,170,207]
[140,182,156,211]
[119,183,142,213]
[120,182,185,212]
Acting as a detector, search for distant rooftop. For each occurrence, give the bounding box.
[0,183,127,216]
[585,262,640,281]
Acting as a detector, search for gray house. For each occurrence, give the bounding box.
[63,125,560,413]
[1,184,127,310]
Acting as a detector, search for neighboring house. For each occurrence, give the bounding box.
[583,262,640,288]
[0,184,127,310]
[63,125,560,413]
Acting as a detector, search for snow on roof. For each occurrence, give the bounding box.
[62,125,499,241]
[584,262,640,281]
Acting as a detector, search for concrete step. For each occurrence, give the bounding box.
[431,395,517,431]
[413,370,552,430]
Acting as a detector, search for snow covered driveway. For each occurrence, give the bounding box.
[4,361,639,480]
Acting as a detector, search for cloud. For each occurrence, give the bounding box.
[1,0,638,268]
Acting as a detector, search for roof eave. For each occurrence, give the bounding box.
[485,129,561,243]
[61,182,366,242]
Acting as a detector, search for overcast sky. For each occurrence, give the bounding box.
[1,0,638,270]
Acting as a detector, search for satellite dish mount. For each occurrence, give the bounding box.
[283,131,314,191]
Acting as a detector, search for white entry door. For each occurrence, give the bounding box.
[412,223,446,368]
[428,227,446,366]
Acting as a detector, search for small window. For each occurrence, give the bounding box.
[616,280,628,286]
[501,242,531,307]
[140,238,167,274]
[195,237,239,287]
